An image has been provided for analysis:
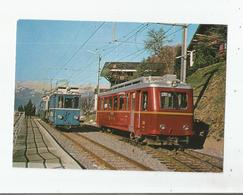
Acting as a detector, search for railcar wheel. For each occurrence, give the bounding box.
[129,132,136,140]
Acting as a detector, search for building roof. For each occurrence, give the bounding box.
[101,62,140,75]
[188,24,227,51]
[101,61,164,85]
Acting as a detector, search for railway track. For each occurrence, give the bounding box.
[35,121,223,172]
[82,125,223,172]
[37,120,153,170]
[64,132,153,171]
[117,136,223,172]
[36,119,86,169]
[146,147,222,172]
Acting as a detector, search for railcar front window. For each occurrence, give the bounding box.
[73,97,79,108]
[58,96,64,108]
[160,92,187,109]
[64,97,73,108]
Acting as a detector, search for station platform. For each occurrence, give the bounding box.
[13,116,81,169]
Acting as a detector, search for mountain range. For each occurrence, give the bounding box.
[14,81,109,111]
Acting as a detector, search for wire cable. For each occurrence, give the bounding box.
[53,22,106,80]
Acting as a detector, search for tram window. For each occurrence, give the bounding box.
[73,97,79,108]
[142,92,148,111]
[58,96,64,108]
[125,94,129,110]
[64,97,73,108]
[114,96,118,110]
[104,98,108,110]
[109,97,113,110]
[100,98,104,110]
[160,92,187,109]
[131,93,136,110]
[119,95,124,110]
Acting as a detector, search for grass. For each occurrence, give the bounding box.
[187,61,226,140]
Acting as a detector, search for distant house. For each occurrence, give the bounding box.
[101,61,164,86]
[101,62,140,85]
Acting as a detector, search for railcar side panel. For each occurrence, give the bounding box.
[97,82,193,145]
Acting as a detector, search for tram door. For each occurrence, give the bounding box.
[129,92,136,133]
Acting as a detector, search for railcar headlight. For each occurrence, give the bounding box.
[57,115,63,120]
[183,124,190,131]
[74,115,79,120]
[160,124,166,130]
[79,115,85,120]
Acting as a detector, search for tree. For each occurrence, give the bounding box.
[24,99,36,116]
[143,28,177,76]
[144,28,169,55]
[81,92,95,115]
[17,105,24,112]
[190,25,227,71]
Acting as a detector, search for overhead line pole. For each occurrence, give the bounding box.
[157,23,188,82]
[181,25,188,82]
[97,54,101,95]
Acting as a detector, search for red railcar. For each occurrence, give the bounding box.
[97,75,193,145]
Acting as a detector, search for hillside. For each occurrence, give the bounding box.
[187,61,226,156]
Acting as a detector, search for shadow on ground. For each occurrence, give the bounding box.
[58,124,100,133]
[189,119,210,149]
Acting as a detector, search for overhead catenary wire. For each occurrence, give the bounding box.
[95,23,146,52]
[58,23,147,82]
[101,23,150,57]
[66,23,150,82]
[68,23,191,84]
[52,22,106,81]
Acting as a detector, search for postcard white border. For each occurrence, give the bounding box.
[0,0,243,193]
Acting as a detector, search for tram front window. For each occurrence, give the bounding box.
[64,96,79,108]
[73,97,79,108]
[160,92,187,110]
[58,96,64,108]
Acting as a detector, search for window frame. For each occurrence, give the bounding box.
[119,95,125,110]
[114,96,118,110]
[73,96,80,109]
[109,96,113,110]
[160,91,188,110]
[141,91,148,111]
[57,95,64,108]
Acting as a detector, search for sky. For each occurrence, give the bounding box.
[15,20,198,87]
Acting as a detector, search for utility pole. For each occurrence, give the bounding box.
[87,49,102,95]
[157,23,188,82]
[97,54,101,95]
[180,25,188,82]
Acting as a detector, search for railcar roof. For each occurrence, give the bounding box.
[99,75,192,96]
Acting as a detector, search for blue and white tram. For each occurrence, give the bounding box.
[39,86,82,129]
[48,93,81,128]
